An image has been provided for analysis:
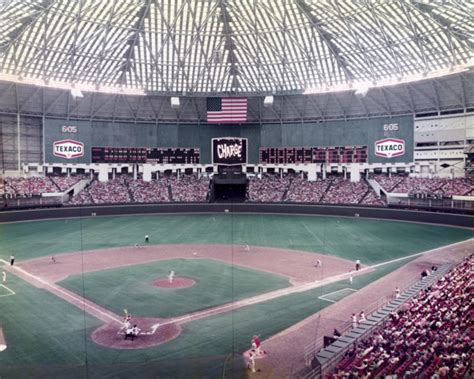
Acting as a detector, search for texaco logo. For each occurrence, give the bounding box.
[374,138,405,158]
[53,139,84,159]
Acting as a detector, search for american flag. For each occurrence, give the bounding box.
[207,97,247,124]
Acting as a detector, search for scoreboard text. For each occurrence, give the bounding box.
[260,146,368,164]
[91,147,200,164]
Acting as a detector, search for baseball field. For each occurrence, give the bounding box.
[0,213,472,378]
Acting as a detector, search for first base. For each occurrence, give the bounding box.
[0,344,6,352]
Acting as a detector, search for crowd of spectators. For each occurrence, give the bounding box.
[4,176,59,197]
[247,174,292,202]
[168,174,209,202]
[360,190,386,206]
[372,175,472,198]
[248,175,385,206]
[128,178,170,203]
[3,173,470,207]
[68,174,209,204]
[3,175,86,197]
[68,188,94,205]
[49,175,84,191]
[329,255,473,378]
[321,177,370,205]
[84,177,131,204]
[286,177,331,203]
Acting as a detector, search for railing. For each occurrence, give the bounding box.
[388,196,473,211]
[303,274,420,367]
[302,264,452,379]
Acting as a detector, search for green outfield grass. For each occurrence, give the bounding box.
[0,255,415,379]
[59,259,291,318]
[0,214,471,378]
[0,214,472,264]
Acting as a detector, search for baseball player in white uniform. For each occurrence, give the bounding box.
[2,271,6,283]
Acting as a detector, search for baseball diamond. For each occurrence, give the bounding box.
[0,214,472,378]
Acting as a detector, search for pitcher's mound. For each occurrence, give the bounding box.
[152,277,196,289]
[92,317,181,349]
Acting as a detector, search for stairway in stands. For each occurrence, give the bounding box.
[318,178,335,202]
[168,183,174,202]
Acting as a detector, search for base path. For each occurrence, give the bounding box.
[249,238,474,378]
[17,244,356,285]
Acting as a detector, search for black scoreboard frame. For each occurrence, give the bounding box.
[91,146,200,164]
[211,137,248,165]
[259,146,368,164]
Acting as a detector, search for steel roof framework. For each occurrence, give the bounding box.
[0,0,472,96]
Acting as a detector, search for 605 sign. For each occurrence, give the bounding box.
[62,125,78,133]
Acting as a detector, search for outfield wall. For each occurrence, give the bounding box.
[0,204,472,228]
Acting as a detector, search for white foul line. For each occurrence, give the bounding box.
[1,238,472,327]
[0,259,121,324]
[318,288,357,303]
[0,284,15,297]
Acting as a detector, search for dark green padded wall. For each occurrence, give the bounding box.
[44,115,413,164]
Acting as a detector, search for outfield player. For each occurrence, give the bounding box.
[145,235,149,243]
[2,271,6,283]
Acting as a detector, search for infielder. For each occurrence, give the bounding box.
[10,254,15,266]
[355,259,361,271]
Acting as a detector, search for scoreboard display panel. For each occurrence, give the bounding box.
[259,147,313,164]
[91,147,200,164]
[260,146,368,164]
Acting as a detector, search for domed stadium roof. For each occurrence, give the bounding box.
[0,0,472,96]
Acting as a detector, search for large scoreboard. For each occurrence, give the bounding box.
[91,147,200,164]
[260,146,368,164]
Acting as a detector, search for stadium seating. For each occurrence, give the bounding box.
[249,175,385,206]
[3,173,471,207]
[328,255,473,378]
[49,175,85,191]
[128,178,170,203]
[4,175,85,197]
[168,174,209,202]
[247,174,292,202]
[67,174,209,205]
[5,176,59,197]
[372,175,472,198]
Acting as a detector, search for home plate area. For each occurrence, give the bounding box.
[92,317,181,349]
